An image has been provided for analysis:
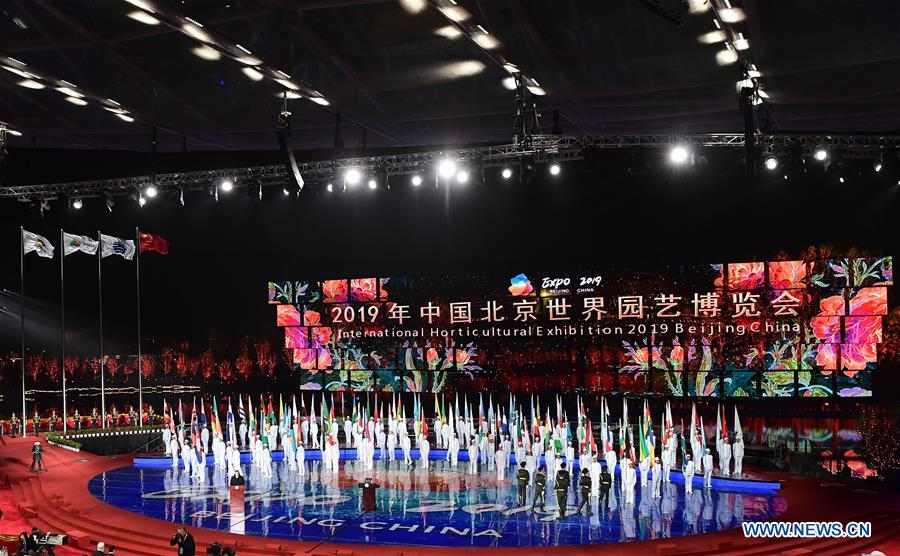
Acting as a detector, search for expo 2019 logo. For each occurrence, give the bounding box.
[508,273,534,296]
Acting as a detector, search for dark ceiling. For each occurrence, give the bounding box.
[1,0,899,153]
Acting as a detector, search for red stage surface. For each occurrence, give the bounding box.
[0,435,897,556]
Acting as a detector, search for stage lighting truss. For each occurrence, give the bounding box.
[3,133,899,201]
[703,0,768,107]
[1,55,137,122]
[118,0,329,107]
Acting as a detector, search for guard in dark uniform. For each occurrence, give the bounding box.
[599,464,612,510]
[531,465,547,512]
[516,462,530,506]
[575,468,592,515]
[554,461,570,519]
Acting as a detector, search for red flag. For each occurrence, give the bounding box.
[139,231,170,255]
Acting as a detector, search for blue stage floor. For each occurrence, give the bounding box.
[88,458,786,547]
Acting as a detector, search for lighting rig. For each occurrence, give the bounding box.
[3,134,898,207]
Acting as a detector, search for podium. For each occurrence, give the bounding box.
[358,479,379,512]
[230,485,245,507]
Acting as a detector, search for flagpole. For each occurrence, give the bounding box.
[135,227,143,428]
[19,226,27,433]
[98,230,106,428]
[60,229,67,433]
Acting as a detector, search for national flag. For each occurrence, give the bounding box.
[138,231,170,255]
[100,233,136,260]
[721,405,728,441]
[248,396,255,437]
[212,396,220,436]
[62,232,98,256]
[238,396,245,427]
[639,414,649,462]
[734,406,742,439]
[23,230,55,258]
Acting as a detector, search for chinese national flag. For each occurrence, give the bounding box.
[139,231,170,255]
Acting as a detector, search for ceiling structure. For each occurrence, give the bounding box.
[1,0,898,153]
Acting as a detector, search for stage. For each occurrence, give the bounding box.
[94,453,784,547]
[2,436,899,555]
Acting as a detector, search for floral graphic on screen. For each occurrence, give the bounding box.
[769,260,807,289]
[508,273,534,296]
[727,262,765,290]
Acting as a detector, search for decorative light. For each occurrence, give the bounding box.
[456,170,469,183]
[127,10,160,25]
[434,25,463,39]
[116,113,135,122]
[874,162,883,173]
[814,148,828,161]
[3,65,32,78]
[326,183,333,193]
[72,198,83,210]
[220,179,234,191]
[549,162,561,176]
[6,128,23,137]
[65,97,88,106]
[411,175,423,186]
[698,30,727,44]
[438,159,457,178]
[192,45,221,61]
[472,33,499,50]
[670,146,689,164]
[145,185,158,198]
[764,156,778,170]
[310,97,330,106]
[368,178,377,189]
[56,86,84,98]
[17,79,45,89]
[716,48,739,65]
[241,67,264,81]
[502,76,517,90]
[138,196,147,207]
[719,8,746,23]
[344,168,362,186]
[501,166,513,179]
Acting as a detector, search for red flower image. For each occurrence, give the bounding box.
[317,349,333,369]
[848,287,888,316]
[671,345,685,367]
[727,262,765,290]
[293,348,317,371]
[815,344,838,371]
[426,348,439,369]
[811,316,842,343]
[276,304,303,326]
[303,310,322,326]
[322,279,349,303]
[841,343,877,372]
[284,327,309,348]
[350,278,379,302]
[455,349,471,366]
[818,295,845,316]
[844,316,882,345]
[769,260,807,289]
[310,326,332,348]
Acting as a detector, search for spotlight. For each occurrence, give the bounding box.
[326,183,333,193]
[368,178,377,189]
[764,156,779,170]
[456,170,469,184]
[838,176,845,183]
[178,187,185,206]
[344,168,362,186]
[549,162,561,176]
[411,174,422,186]
[814,148,828,161]
[669,146,689,164]
[438,159,457,179]
[874,161,882,173]
[501,166,513,179]
[220,179,234,192]
[138,196,147,207]
[282,186,290,196]
[72,198,83,210]
[145,185,158,198]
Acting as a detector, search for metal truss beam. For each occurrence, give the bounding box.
[2,133,898,200]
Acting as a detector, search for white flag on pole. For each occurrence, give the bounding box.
[63,232,99,256]
[100,234,136,260]
[23,230,55,258]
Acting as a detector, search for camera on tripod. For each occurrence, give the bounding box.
[205,541,236,556]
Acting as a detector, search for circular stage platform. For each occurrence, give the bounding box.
[88,453,786,548]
